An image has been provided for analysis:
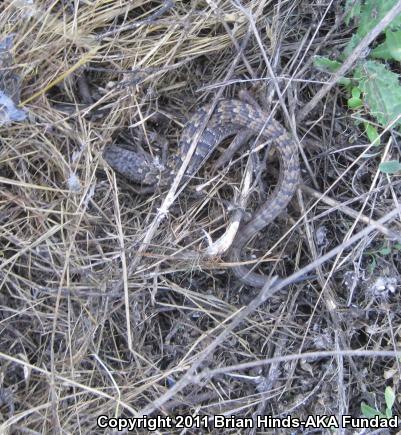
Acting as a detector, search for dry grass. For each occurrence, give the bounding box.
[1,0,401,433]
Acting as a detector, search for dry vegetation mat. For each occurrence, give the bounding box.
[1,0,401,433]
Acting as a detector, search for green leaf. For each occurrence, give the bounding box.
[379,160,401,174]
[348,97,363,109]
[394,242,401,251]
[386,30,401,60]
[364,122,380,146]
[339,77,352,87]
[313,56,351,87]
[313,56,342,73]
[372,30,401,60]
[345,0,361,25]
[368,256,377,273]
[371,41,394,60]
[385,386,395,411]
[343,34,362,58]
[379,247,392,256]
[361,402,382,418]
[354,61,401,128]
[358,0,401,37]
[352,87,361,99]
[344,0,401,56]
[348,87,363,108]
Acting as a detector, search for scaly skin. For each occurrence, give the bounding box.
[103,99,300,287]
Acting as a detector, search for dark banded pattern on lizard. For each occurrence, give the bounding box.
[103,99,300,287]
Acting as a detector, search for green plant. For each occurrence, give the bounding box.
[379,159,401,174]
[314,0,401,152]
[366,241,401,273]
[361,386,396,419]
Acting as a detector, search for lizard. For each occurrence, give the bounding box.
[103,99,300,287]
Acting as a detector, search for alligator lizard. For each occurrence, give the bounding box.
[103,99,300,287]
